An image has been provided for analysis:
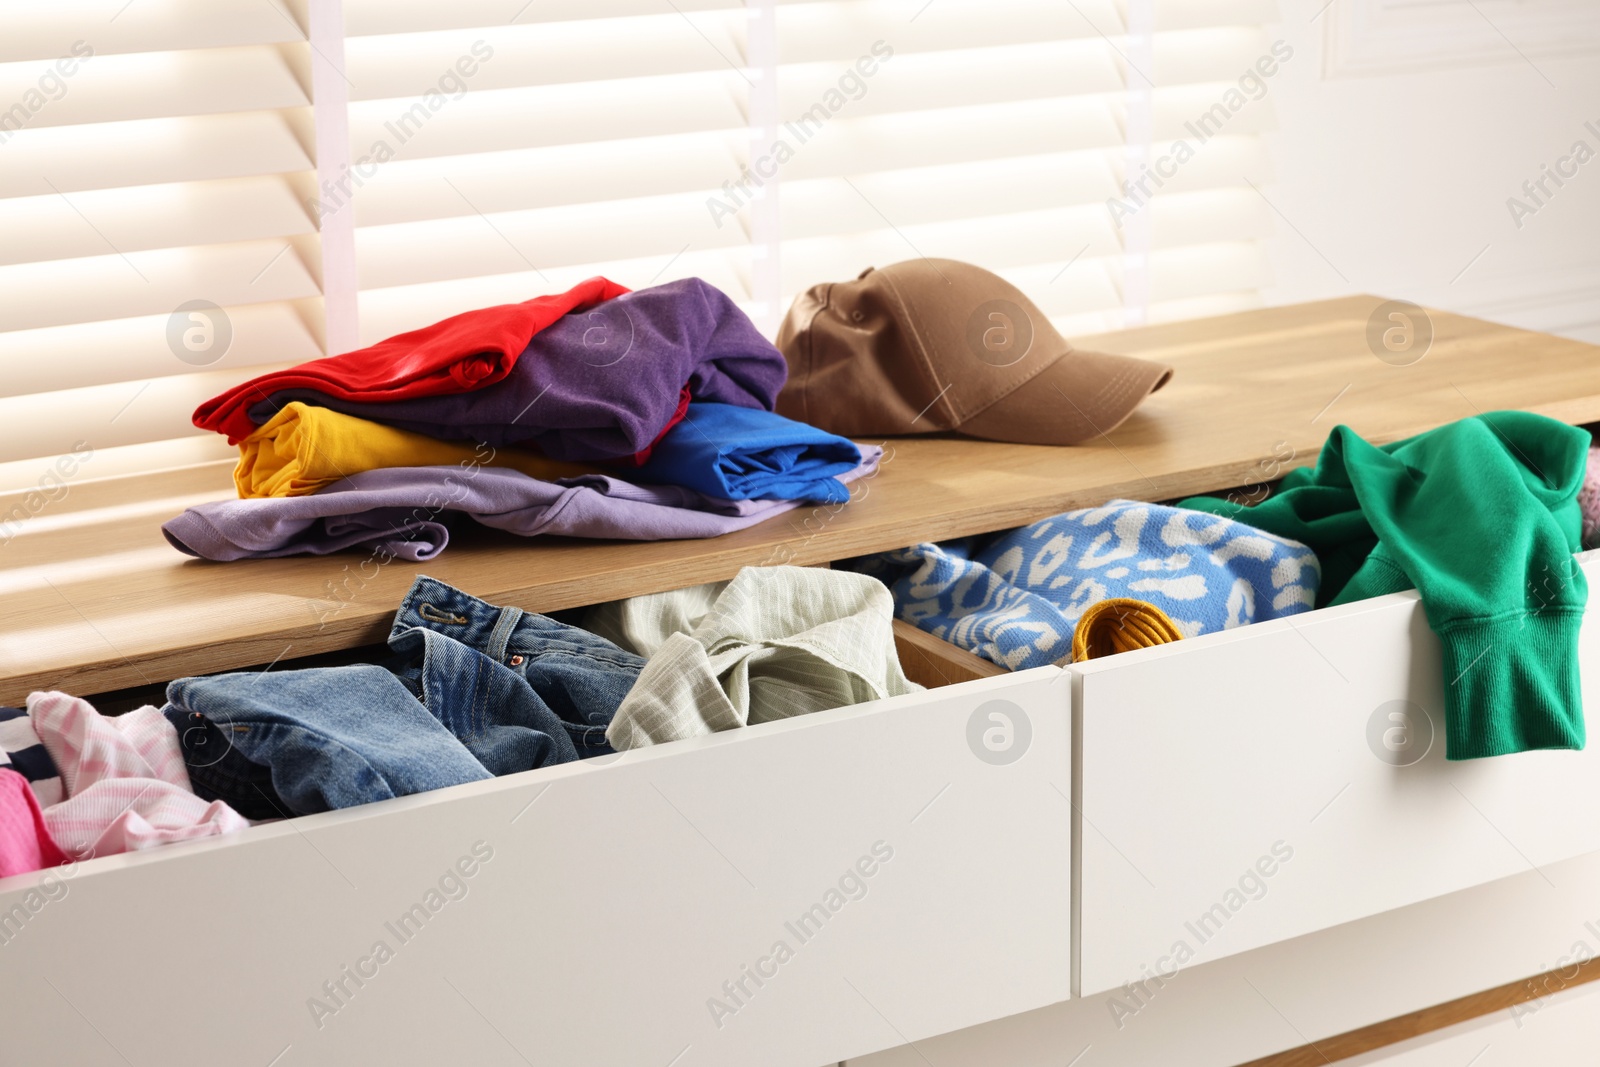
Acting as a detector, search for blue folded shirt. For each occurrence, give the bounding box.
[635,402,862,503]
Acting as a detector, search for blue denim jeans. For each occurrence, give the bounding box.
[386,575,644,775]
[166,665,494,818]
[166,577,644,817]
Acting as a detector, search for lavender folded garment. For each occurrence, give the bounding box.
[163,448,882,562]
[247,278,789,461]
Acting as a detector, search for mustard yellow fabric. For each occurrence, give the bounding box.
[234,402,591,498]
[1070,598,1184,662]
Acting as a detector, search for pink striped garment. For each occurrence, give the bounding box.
[26,692,249,858]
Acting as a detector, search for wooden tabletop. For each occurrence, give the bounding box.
[3,294,1598,702]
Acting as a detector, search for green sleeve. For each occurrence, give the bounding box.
[1335,412,1588,759]
[1181,411,1588,760]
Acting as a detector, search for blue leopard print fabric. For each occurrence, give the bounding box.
[847,499,1321,671]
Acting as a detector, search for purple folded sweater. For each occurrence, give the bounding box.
[248,278,789,461]
[162,448,882,561]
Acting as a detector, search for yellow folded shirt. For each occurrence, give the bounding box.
[234,402,593,498]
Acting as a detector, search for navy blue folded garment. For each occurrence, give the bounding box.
[634,402,862,503]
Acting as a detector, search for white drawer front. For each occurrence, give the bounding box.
[0,667,1071,1067]
[1076,553,1600,997]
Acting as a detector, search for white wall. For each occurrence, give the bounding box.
[1260,0,1600,342]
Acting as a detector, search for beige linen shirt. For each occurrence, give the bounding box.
[590,566,922,749]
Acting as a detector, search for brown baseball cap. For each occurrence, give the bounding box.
[775,258,1172,445]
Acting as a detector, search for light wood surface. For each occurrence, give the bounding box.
[3,294,1598,701]
[1236,958,1600,1066]
[892,618,1009,688]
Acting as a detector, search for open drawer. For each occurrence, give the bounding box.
[0,667,1071,1067]
[1074,550,1600,997]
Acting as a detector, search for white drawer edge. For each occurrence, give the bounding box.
[1070,546,1600,678]
[0,665,1068,897]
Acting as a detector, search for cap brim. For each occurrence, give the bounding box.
[955,346,1173,446]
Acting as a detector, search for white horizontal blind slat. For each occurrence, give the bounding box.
[774,0,1125,59]
[350,133,745,228]
[0,112,314,199]
[355,253,755,347]
[0,178,316,267]
[342,0,742,37]
[354,193,743,292]
[0,0,305,62]
[0,367,295,466]
[0,240,320,335]
[344,74,747,161]
[0,46,310,130]
[779,42,1122,114]
[0,305,320,401]
[0,438,235,497]
[344,19,745,100]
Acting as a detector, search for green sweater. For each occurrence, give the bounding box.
[1181,411,1588,760]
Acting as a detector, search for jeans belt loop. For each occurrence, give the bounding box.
[487,604,524,662]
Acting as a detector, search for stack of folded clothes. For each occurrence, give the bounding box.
[166,278,880,560]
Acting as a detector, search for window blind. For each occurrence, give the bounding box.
[337,0,759,345]
[0,0,323,488]
[0,0,1281,490]
[762,0,1281,336]
[340,0,1281,343]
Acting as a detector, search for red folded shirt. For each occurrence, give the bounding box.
[194,276,631,445]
